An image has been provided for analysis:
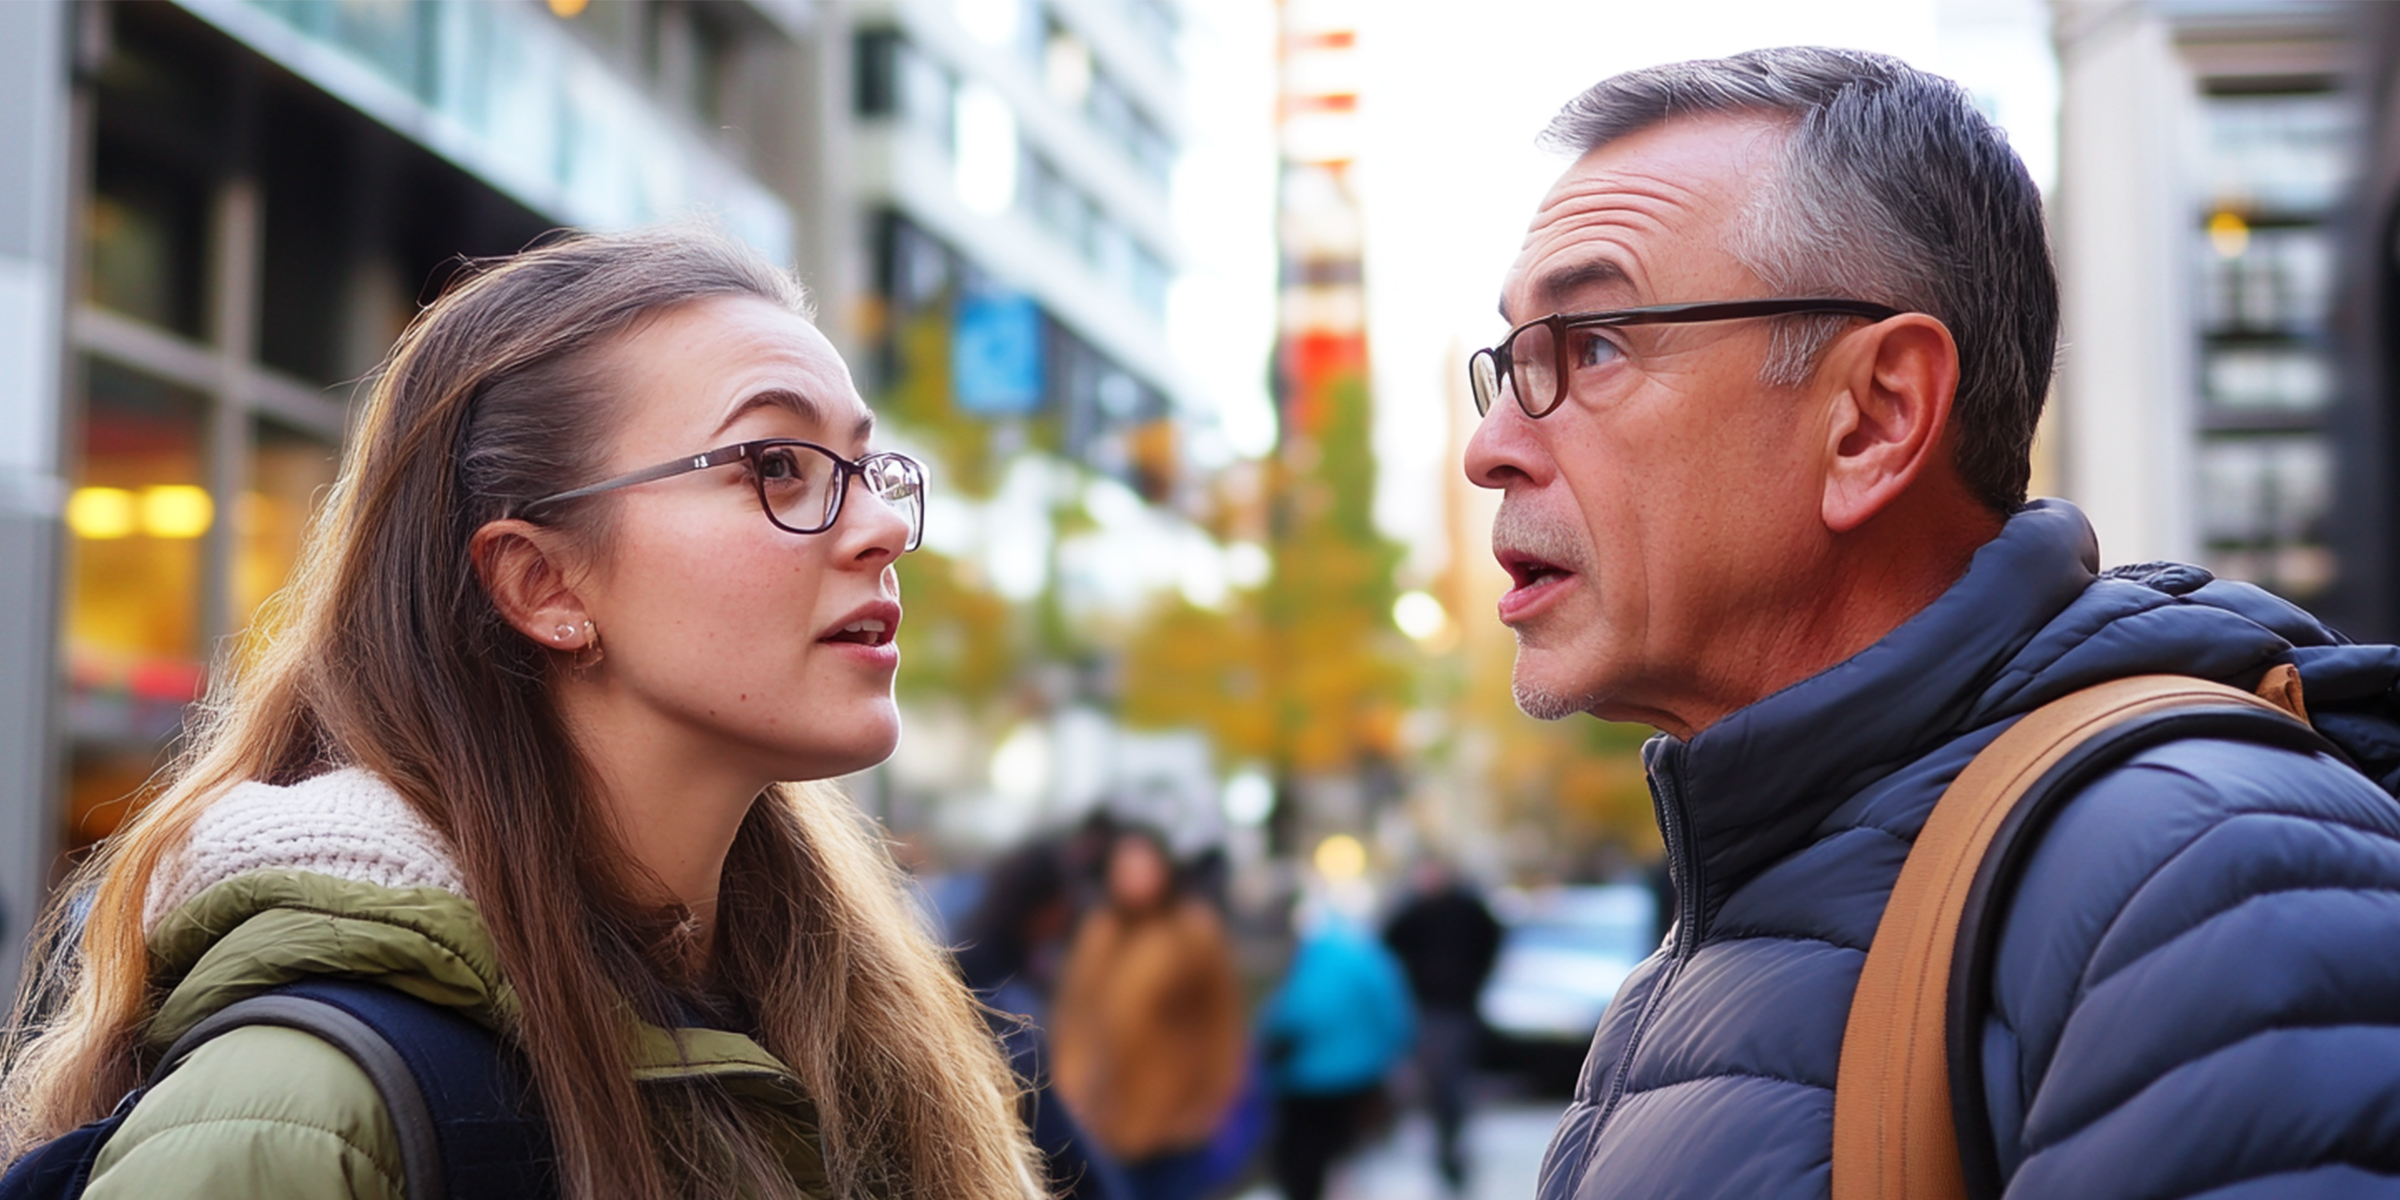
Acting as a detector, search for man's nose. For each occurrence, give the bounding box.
[1464,400,1549,491]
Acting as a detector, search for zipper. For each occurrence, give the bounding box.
[1569,740,1704,1179]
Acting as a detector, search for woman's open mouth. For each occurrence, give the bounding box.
[822,619,892,647]
[819,600,902,663]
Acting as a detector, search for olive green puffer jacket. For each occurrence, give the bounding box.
[85,868,831,1199]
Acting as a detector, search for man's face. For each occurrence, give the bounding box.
[1465,113,1837,732]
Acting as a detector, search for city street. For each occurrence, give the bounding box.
[1232,1099,1567,1200]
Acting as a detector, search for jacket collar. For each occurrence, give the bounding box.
[157,806,816,1104]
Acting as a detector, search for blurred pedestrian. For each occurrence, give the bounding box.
[1259,896,1416,1200]
[957,841,1128,1200]
[0,229,1041,1198]
[1051,829,1246,1200]
[1382,859,1502,1193]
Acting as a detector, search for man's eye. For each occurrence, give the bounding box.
[1567,330,1624,369]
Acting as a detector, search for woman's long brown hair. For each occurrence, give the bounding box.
[0,228,1041,1200]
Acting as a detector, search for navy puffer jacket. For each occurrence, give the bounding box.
[1537,500,2400,1200]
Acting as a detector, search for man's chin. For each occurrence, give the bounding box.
[1512,671,1599,721]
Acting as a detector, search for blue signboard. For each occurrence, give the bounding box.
[953,290,1046,415]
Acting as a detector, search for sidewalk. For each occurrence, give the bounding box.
[1231,1100,1566,1200]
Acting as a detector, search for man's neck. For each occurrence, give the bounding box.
[1630,499,2004,740]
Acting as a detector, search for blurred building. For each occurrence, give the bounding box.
[836,0,1242,852]
[0,0,829,989]
[842,0,1184,425]
[2051,0,2380,630]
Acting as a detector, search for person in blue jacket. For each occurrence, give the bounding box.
[1258,897,1416,1200]
[1464,45,2400,1200]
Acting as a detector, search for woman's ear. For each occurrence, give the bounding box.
[470,518,596,652]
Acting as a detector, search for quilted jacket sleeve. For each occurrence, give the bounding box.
[85,1024,404,1200]
[1986,738,2400,1198]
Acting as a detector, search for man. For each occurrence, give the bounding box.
[1464,47,2400,1200]
[1382,858,1503,1194]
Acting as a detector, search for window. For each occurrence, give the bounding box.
[1124,0,1179,67]
[2193,86,2352,600]
[64,360,210,842]
[240,420,340,638]
[87,151,208,339]
[1132,246,1171,318]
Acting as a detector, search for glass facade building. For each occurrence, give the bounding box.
[2051,1,2397,629]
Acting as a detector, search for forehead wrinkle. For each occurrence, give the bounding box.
[1507,161,1752,322]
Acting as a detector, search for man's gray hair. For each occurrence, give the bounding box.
[1544,46,2057,513]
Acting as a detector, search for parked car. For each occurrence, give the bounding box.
[1477,884,1659,1092]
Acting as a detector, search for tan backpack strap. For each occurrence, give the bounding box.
[2254,662,2308,721]
[1831,674,2300,1200]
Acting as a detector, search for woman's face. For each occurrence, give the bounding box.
[1107,836,1172,911]
[566,294,911,782]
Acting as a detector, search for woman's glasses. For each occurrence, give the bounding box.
[521,440,926,551]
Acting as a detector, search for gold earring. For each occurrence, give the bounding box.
[574,619,604,669]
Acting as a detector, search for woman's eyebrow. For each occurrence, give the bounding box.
[713,388,875,442]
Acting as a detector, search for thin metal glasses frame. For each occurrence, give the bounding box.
[1469,298,1903,419]
[521,439,926,552]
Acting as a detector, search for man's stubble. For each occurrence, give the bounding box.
[1492,499,1604,721]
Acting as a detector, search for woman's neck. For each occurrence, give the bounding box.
[555,678,769,929]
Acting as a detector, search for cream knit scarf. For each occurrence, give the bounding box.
[143,768,470,934]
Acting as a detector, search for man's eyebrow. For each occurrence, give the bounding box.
[713,387,875,442]
[1531,258,1634,312]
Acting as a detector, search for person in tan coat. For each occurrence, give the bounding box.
[1050,829,1246,1200]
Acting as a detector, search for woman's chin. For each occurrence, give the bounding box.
[771,715,901,783]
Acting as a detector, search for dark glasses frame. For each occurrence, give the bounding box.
[520,439,926,552]
[1469,298,1904,419]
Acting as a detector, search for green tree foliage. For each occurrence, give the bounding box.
[1121,372,1410,778]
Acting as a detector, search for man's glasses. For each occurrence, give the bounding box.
[1469,298,1902,420]
[521,440,926,552]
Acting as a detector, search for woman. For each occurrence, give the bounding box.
[0,229,1041,1200]
[1048,830,1244,1200]
[1258,897,1415,1200]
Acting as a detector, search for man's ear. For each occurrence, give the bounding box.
[1815,314,1961,534]
[470,518,596,653]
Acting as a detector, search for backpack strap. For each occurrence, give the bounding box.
[154,980,555,1200]
[1830,672,2331,1200]
[259,981,557,1200]
[158,990,447,1200]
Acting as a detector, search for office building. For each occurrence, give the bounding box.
[2052,1,2369,625]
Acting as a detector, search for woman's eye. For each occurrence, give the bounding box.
[756,449,804,484]
[1566,329,1624,370]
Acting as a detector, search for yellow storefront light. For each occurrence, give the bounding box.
[66,487,137,539]
[140,485,215,538]
[2208,210,2250,259]
[547,0,589,15]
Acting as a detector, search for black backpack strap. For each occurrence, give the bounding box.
[154,980,555,1200]
[260,981,557,1200]
[158,990,448,1200]
[1944,702,2347,1200]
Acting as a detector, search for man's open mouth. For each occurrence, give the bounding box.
[1500,551,1573,591]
